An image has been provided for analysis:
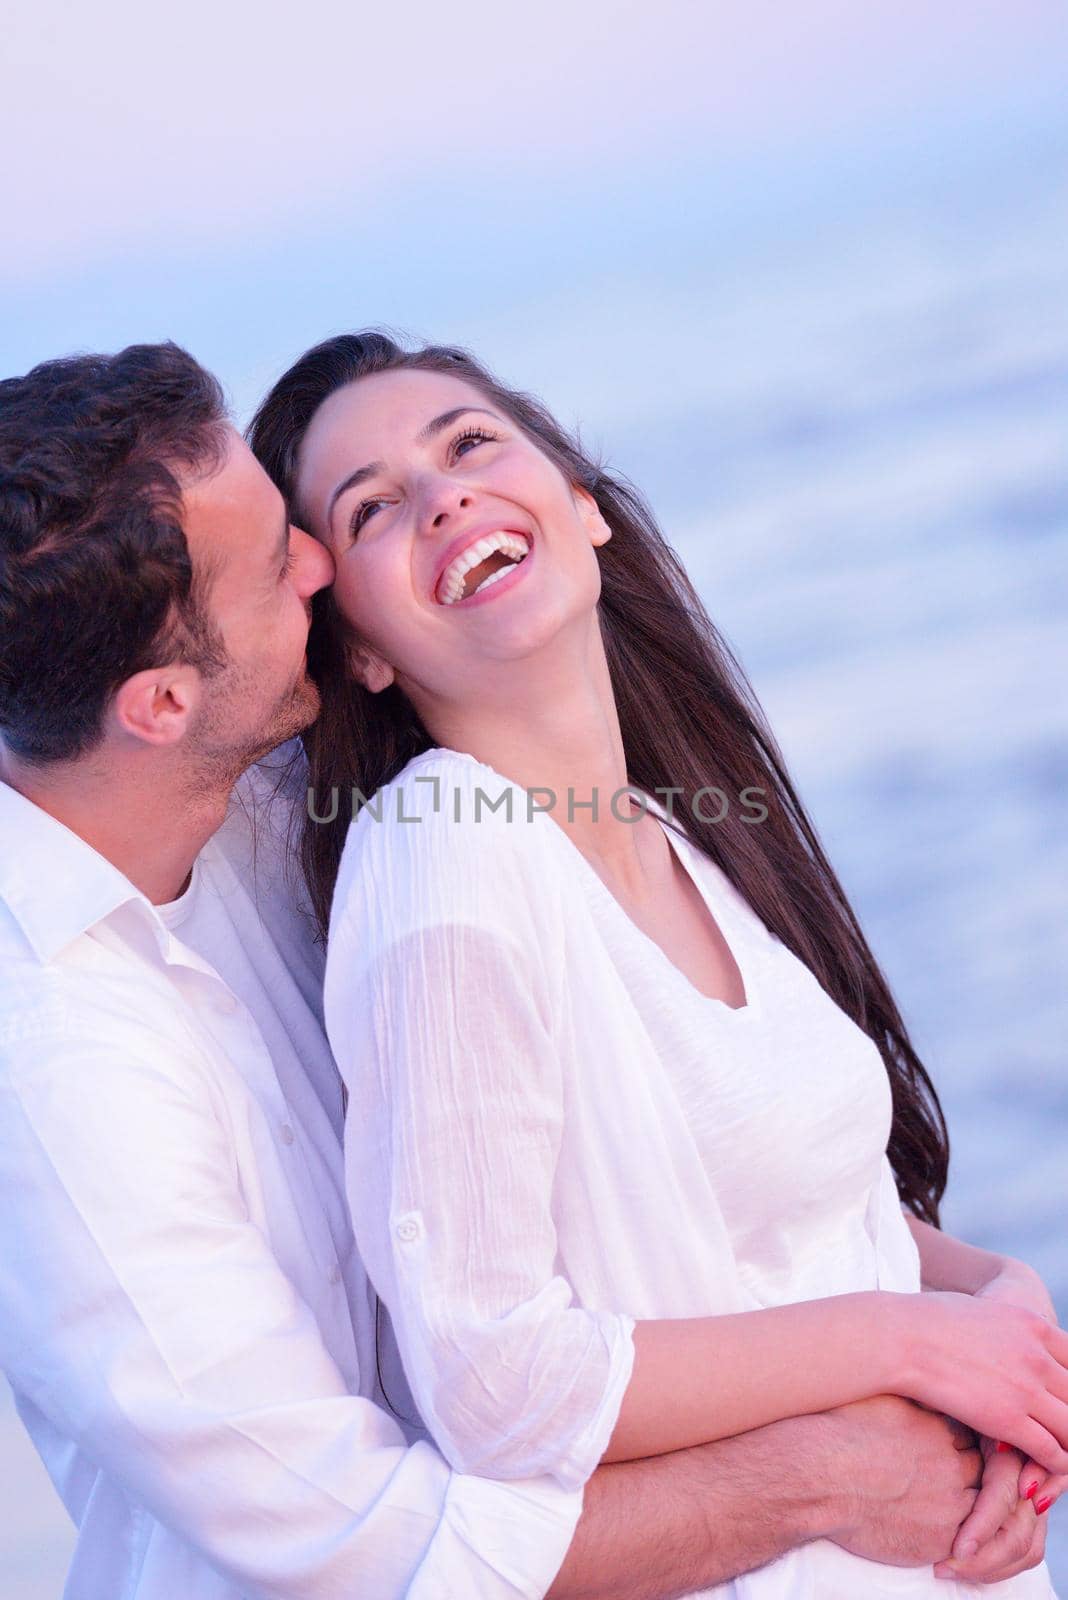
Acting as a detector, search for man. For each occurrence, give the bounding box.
[0,343,1035,1597]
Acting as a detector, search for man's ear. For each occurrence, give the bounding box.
[573,485,612,548]
[347,640,396,694]
[110,664,202,747]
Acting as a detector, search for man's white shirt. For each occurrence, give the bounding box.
[0,748,581,1599]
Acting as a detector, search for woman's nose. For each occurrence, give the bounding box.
[420,479,473,533]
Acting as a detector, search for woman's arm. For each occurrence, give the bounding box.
[604,1284,1068,1472]
[903,1211,1058,1321]
[332,920,638,1491]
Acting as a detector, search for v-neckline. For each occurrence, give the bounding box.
[419,749,759,1019]
[570,800,760,1019]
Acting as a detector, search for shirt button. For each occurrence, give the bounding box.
[395,1216,422,1244]
[327,1263,342,1286]
[280,1123,295,1146]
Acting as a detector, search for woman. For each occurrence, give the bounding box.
[249,332,1063,1596]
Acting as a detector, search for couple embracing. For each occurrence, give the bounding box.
[0,334,1061,1598]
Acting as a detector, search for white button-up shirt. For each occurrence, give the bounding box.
[0,753,581,1600]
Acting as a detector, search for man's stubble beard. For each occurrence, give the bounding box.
[181,659,322,798]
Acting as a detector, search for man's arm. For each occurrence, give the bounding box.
[549,1397,982,1600]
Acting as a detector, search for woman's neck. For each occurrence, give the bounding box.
[419,617,661,897]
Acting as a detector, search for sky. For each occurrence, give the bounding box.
[3,0,1066,423]
[4,0,1062,264]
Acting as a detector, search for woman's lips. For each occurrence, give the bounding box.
[434,529,533,605]
[437,534,535,609]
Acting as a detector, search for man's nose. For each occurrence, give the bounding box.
[291,526,335,595]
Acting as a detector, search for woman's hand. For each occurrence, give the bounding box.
[972,1263,1067,1515]
[975,1257,1059,1323]
[929,1263,1065,1580]
[894,1289,1068,1476]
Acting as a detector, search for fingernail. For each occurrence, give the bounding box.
[1035,1496,1053,1515]
[996,1440,1012,1452]
[1024,1480,1039,1500]
[956,1539,979,1559]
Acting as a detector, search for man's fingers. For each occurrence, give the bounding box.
[958,1446,983,1491]
[946,1414,979,1451]
[951,1455,1019,1559]
[935,1507,1045,1584]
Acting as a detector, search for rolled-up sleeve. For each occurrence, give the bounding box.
[0,1022,582,1600]
[328,789,636,1492]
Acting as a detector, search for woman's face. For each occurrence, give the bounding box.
[294,367,610,706]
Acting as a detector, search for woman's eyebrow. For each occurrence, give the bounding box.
[327,408,502,526]
[417,405,499,442]
[328,461,382,526]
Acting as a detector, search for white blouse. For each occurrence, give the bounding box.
[325,746,1056,1600]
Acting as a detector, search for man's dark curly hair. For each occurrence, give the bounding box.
[0,341,229,765]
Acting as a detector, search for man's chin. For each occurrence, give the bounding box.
[289,672,322,729]
[256,674,322,758]
[184,670,323,789]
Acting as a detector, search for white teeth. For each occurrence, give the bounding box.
[472,565,514,595]
[437,532,530,605]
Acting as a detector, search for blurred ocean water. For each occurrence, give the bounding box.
[2,169,1065,1592]
[613,171,1068,1583]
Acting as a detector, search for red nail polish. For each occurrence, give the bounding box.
[996,1441,1012,1453]
[1035,1496,1053,1516]
[1024,1481,1039,1500]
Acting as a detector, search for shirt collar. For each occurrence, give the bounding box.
[0,778,162,965]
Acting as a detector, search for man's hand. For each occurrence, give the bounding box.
[932,1436,1059,1584]
[551,1394,981,1599]
[819,1395,982,1567]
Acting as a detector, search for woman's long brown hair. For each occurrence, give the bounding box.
[248,330,949,1225]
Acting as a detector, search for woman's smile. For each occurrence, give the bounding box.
[434,526,534,606]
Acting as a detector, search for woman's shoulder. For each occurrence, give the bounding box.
[351,744,542,843]
[329,746,560,949]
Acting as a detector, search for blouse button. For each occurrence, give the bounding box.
[395,1215,422,1244]
[280,1123,295,1146]
[327,1263,342,1286]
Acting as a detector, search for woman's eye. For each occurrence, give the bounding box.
[350,498,384,537]
[346,431,498,537]
[451,426,498,460]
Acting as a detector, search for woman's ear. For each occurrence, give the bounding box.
[347,639,396,694]
[573,485,612,548]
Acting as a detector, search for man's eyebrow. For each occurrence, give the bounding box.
[326,408,502,527]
